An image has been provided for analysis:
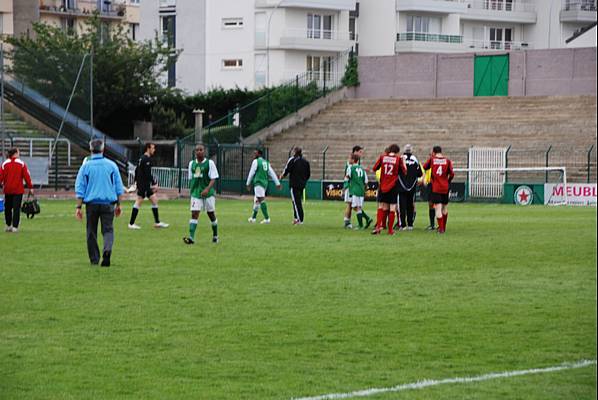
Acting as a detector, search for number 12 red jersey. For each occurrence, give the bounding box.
[423,156,454,194]
[373,154,406,193]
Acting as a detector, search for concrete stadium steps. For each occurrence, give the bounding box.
[2,110,86,189]
[263,96,597,183]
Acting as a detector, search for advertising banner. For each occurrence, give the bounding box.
[322,181,378,201]
[544,183,597,206]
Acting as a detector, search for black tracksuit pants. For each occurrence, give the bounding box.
[290,187,305,222]
[4,194,23,228]
[399,189,416,227]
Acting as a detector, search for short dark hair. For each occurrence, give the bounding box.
[7,148,18,158]
[294,147,302,157]
[145,142,155,151]
[255,149,264,156]
[90,139,104,154]
[433,145,442,154]
[351,154,360,163]
[352,145,363,154]
[388,144,400,154]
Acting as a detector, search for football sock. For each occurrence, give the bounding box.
[362,210,371,223]
[252,206,259,219]
[388,212,395,233]
[376,209,385,228]
[189,219,198,240]
[130,206,139,225]
[356,211,363,228]
[260,202,269,219]
[344,217,351,227]
[211,220,218,238]
[429,208,435,227]
[437,217,444,232]
[152,205,160,223]
[443,213,448,230]
[395,211,400,227]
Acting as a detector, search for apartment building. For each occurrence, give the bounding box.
[358,0,597,55]
[0,0,140,40]
[139,0,356,93]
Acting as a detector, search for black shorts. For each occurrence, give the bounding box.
[378,186,399,205]
[137,187,154,199]
[420,184,433,202]
[430,192,449,205]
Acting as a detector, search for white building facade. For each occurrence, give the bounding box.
[139,0,596,93]
[358,0,597,56]
[139,0,356,93]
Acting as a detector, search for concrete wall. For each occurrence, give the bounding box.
[356,47,597,98]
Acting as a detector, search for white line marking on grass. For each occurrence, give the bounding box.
[291,359,597,400]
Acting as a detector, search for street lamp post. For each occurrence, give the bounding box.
[266,0,286,87]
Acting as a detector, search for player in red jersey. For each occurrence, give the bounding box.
[422,146,454,234]
[371,144,406,235]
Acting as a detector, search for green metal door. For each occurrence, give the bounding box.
[474,54,509,96]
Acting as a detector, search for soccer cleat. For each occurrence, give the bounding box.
[371,227,382,235]
[292,219,300,225]
[364,218,373,230]
[183,237,195,245]
[101,251,111,267]
[437,229,445,234]
[10,227,18,233]
[4,226,12,233]
[212,236,219,243]
[128,224,141,230]
[399,227,407,231]
[154,222,169,229]
[388,230,395,236]
[425,225,436,231]
[407,226,414,231]
[344,224,353,229]
[248,218,256,223]
[260,219,270,224]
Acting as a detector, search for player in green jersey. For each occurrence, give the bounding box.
[343,145,364,228]
[246,149,281,224]
[183,144,220,244]
[345,154,373,230]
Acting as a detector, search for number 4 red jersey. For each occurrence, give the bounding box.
[423,155,454,194]
[373,153,407,193]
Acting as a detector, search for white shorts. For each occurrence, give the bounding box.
[190,196,216,212]
[344,189,352,203]
[351,196,364,209]
[254,186,266,198]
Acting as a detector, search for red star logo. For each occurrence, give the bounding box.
[519,190,530,203]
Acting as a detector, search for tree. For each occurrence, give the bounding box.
[6,14,178,135]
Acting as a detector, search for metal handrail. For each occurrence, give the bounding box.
[10,136,72,166]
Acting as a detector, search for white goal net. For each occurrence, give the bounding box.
[453,167,568,206]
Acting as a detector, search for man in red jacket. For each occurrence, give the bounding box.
[1,148,34,233]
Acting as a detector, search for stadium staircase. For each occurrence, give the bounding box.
[261,96,597,182]
[3,75,131,175]
[1,108,86,189]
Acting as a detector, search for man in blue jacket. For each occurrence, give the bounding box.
[75,139,125,267]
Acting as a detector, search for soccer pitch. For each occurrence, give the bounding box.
[1,199,596,399]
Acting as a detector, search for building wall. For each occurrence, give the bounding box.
[357,0,395,56]
[0,0,14,36]
[356,47,597,98]
[566,25,597,48]
[13,0,39,38]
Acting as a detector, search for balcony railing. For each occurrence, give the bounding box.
[562,0,597,11]
[397,32,464,43]
[466,0,536,12]
[283,28,353,41]
[464,39,531,50]
[39,2,125,18]
[159,0,176,8]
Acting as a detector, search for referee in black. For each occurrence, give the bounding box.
[397,144,422,230]
[128,142,169,229]
[280,147,310,225]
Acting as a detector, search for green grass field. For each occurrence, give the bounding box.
[1,199,596,399]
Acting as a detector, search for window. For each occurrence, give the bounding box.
[160,15,176,47]
[222,18,244,29]
[307,13,333,39]
[489,27,512,49]
[129,0,141,4]
[63,0,76,10]
[129,23,139,40]
[406,15,442,33]
[223,59,243,69]
[307,55,333,81]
